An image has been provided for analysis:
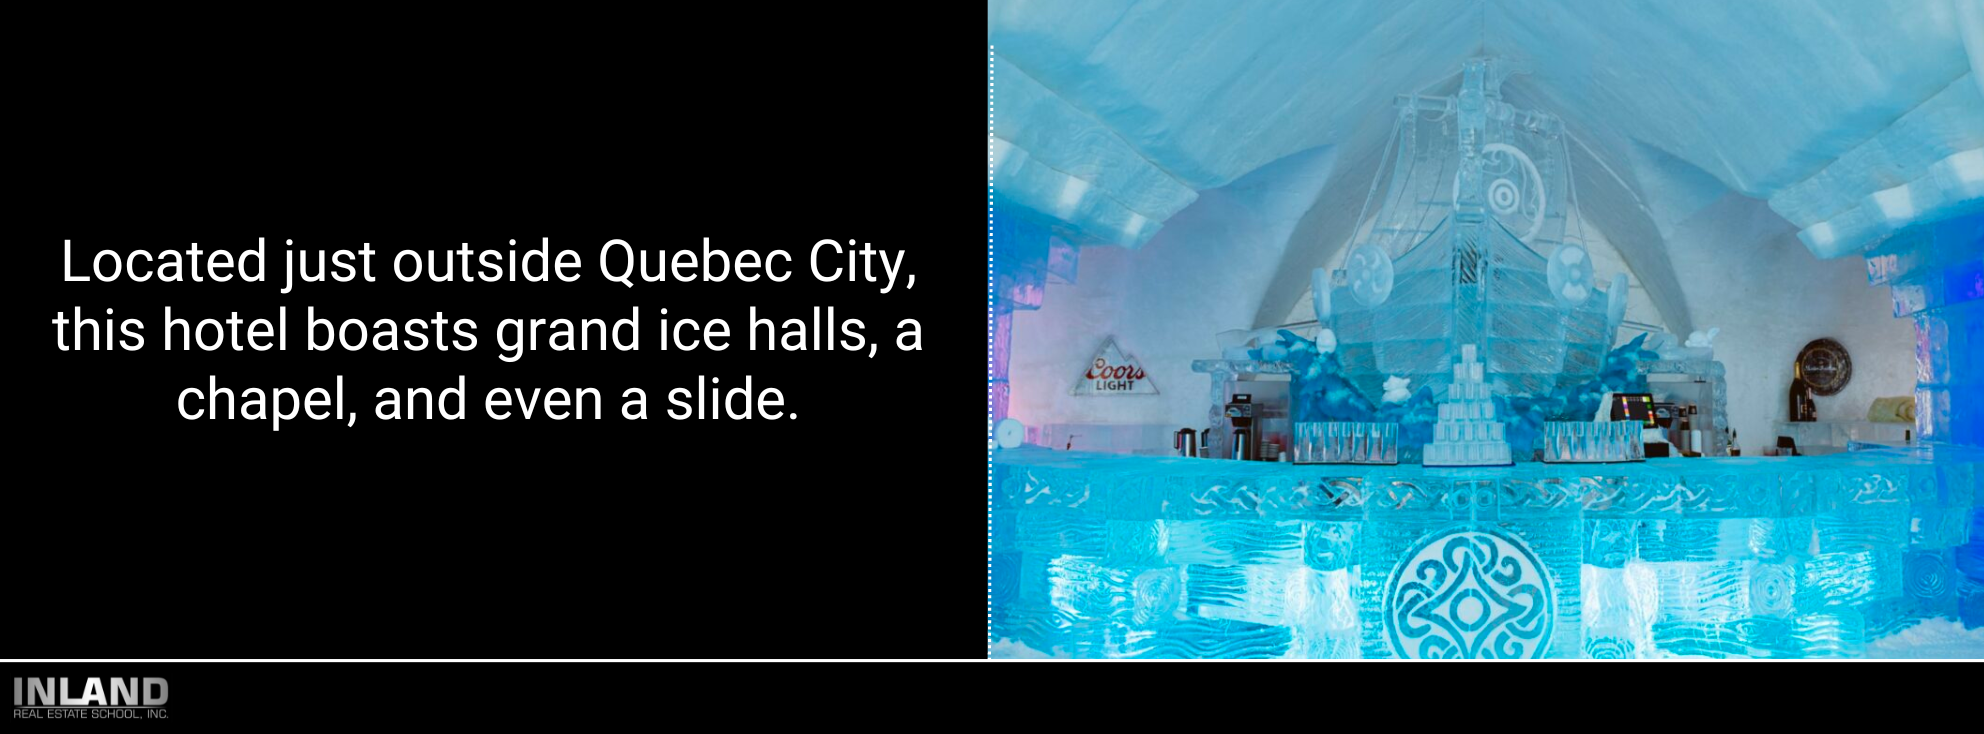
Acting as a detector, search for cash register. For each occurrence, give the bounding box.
[1603,392,1669,457]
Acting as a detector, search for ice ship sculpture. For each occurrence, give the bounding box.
[1323,59,1625,405]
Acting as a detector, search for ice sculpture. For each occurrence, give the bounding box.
[1646,330,1714,362]
[1547,244,1595,306]
[1314,328,1337,355]
[1678,327,1721,360]
[1423,344,1511,466]
[1275,328,1657,462]
[1327,59,1618,407]
[993,418,1025,449]
[1605,273,1629,328]
[1310,268,1332,322]
[1345,245,1394,307]
[1222,326,1288,360]
[1381,376,1412,404]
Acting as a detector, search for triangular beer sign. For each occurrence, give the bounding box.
[1071,337,1157,395]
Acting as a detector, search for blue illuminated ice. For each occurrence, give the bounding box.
[990,443,1984,658]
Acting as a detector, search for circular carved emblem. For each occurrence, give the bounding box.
[1750,563,1795,618]
[1347,244,1395,308]
[1796,338,1852,396]
[1451,143,1546,242]
[1904,552,1953,604]
[1547,243,1595,306]
[1384,525,1555,659]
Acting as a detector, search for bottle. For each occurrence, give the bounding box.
[1788,364,1817,422]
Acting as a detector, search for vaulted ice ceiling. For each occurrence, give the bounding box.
[989,0,1984,331]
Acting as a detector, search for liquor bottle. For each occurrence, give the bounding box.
[1788,364,1817,422]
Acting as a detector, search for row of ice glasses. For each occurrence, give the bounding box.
[1295,422,1399,464]
[1543,420,1644,462]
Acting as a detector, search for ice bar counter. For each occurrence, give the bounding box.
[990,445,1982,658]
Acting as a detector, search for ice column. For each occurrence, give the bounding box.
[989,203,1079,425]
[1862,211,1981,629]
[1863,213,1982,447]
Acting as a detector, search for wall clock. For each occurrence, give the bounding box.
[1795,338,1852,396]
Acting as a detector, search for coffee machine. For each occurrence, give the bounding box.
[1173,428,1199,458]
[1225,394,1257,461]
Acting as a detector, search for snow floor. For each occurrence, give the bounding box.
[1863,618,1984,660]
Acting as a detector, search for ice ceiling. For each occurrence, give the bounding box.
[989,0,1984,332]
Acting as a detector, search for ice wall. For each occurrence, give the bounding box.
[989,0,1480,248]
[1630,148,1922,451]
[1006,146,1338,432]
[989,205,1063,425]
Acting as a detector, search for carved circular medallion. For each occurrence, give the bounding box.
[1383,525,1555,659]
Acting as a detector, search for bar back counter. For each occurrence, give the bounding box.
[990,446,1982,658]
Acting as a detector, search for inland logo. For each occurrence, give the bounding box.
[1070,338,1157,395]
[13,678,169,720]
